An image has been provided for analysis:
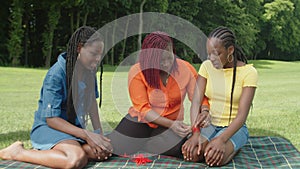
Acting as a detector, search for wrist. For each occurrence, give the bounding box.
[192,131,200,137]
[168,120,175,129]
[218,135,229,143]
[80,129,88,140]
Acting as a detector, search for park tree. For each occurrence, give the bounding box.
[100,0,169,65]
[1,0,300,67]
[261,0,300,60]
[42,0,110,67]
[235,0,264,60]
[0,0,12,65]
[289,0,300,60]
[7,0,24,66]
[167,0,202,63]
[195,0,261,59]
[42,1,61,68]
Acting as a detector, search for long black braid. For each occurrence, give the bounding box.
[66,26,103,124]
[208,26,247,125]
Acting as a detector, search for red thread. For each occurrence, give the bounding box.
[132,154,152,166]
[192,126,200,133]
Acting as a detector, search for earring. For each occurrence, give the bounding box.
[227,54,233,63]
[77,53,81,59]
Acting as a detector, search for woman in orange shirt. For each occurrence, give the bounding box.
[108,31,208,158]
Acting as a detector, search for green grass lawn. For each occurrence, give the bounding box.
[0,60,299,151]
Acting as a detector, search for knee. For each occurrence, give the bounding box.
[65,149,88,169]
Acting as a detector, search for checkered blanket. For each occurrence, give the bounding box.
[1,136,299,169]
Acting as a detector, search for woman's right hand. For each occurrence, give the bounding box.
[170,121,191,138]
[84,130,113,156]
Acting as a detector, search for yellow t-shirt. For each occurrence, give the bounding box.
[199,60,258,126]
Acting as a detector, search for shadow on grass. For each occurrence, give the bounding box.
[249,128,285,138]
[0,130,30,144]
[248,60,275,69]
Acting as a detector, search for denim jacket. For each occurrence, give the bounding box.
[31,52,99,132]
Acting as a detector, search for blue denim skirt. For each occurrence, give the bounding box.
[201,124,249,151]
[30,124,85,150]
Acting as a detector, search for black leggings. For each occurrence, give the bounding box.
[107,114,187,158]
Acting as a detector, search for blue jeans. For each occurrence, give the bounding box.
[201,124,249,151]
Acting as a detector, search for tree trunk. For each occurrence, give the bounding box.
[137,0,146,50]
[105,30,109,64]
[76,10,80,29]
[83,10,89,26]
[120,16,130,62]
[70,11,74,34]
[7,0,24,66]
[111,12,117,66]
[24,13,29,66]
[43,4,61,68]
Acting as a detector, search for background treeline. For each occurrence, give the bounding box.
[1,0,300,67]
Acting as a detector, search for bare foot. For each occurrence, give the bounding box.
[0,141,24,160]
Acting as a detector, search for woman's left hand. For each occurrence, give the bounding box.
[204,137,226,166]
[84,130,113,156]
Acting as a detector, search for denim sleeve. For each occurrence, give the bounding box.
[41,73,64,118]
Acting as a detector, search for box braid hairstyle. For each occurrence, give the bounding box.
[208,26,247,125]
[139,31,178,89]
[66,26,103,125]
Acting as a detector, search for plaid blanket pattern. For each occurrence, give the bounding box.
[0,136,299,169]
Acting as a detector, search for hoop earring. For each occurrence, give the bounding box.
[227,54,233,63]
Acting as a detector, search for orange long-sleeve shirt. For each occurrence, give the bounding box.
[128,58,208,128]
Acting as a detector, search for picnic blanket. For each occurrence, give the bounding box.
[0,136,299,169]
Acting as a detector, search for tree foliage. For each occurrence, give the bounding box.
[0,0,299,67]
[261,0,300,60]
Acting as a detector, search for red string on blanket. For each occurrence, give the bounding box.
[132,154,152,166]
[121,153,152,166]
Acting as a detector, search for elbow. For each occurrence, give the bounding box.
[46,117,58,128]
[233,114,248,125]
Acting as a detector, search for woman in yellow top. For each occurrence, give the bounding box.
[182,26,258,166]
[108,31,208,158]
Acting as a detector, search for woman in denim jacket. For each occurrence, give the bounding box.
[0,26,112,168]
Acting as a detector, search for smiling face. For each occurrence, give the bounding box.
[160,44,175,73]
[77,41,103,71]
[206,38,234,69]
